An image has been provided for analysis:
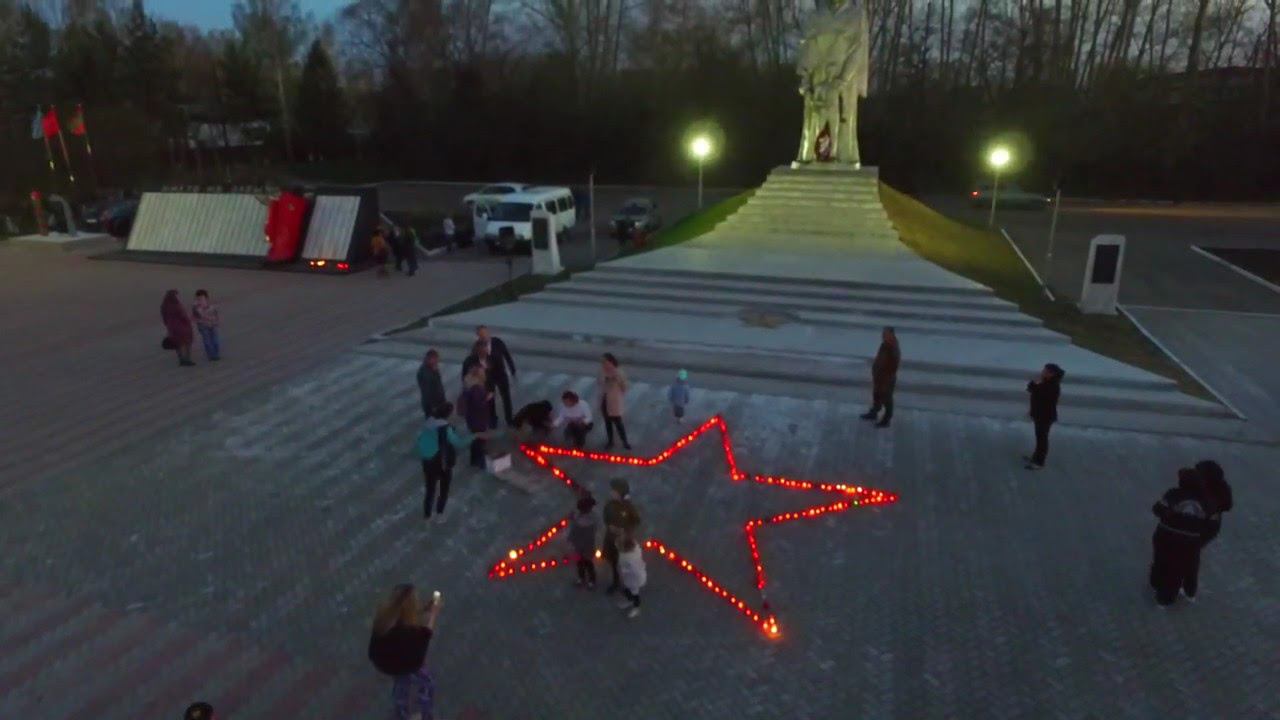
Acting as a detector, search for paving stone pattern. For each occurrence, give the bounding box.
[1,356,1277,718]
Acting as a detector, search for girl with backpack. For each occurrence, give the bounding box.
[368,584,442,719]
[417,402,481,521]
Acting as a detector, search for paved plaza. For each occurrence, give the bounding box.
[1,356,1278,718]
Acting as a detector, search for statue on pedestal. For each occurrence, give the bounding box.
[795,0,870,167]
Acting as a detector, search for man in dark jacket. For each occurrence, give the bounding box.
[860,327,900,428]
[469,325,517,427]
[602,478,641,595]
[1183,459,1232,600]
[1024,363,1064,469]
[417,349,446,419]
[1149,468,1210,606]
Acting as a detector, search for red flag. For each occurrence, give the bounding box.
[41,106,61,139]
[67,104,87,137]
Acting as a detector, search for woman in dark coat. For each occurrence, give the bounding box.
[459,361,493,468]
[161,290,195,367]
[1024,363,1064,469]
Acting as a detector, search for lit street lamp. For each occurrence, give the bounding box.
[690,135,713,209]
[986,146,1011,229]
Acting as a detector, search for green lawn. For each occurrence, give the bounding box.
[881,184,1213,400]
[614,190,754,257]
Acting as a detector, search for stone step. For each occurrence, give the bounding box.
[553,277,1029,323]
[591,261,994,297]
[727,208,892,222]
[374,326,1228,420]
[742,196,886,209]
[694,231,911,253]
[520,289,1063,345]
[417,311,1173,390]
[718,219,897,236]
[752,188,880,201]
[564,271,1018,311]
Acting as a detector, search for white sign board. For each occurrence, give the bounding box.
[529,208,562,275]
[1079,234,1125,314]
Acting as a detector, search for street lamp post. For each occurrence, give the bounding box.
[690,136,712,209]
[986,146,1011,229]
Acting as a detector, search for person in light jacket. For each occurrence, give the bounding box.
[615,532,647,619]
[416,402,477,521]
[598,353,631,450]
[668,369,691,423]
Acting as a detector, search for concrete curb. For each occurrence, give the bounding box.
[1189,245,1280,296]
[1000,227,1055,301]
[1117,303,1247,420]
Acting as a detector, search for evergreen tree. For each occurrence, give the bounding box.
[295,39,349,160]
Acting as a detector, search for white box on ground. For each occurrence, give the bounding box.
[1079,234,1125,314]
[529,209,562,275]
[487,453,513,474]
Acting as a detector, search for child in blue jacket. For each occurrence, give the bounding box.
[667,369,691,423]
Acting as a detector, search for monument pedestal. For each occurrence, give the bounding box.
[791,160,863,171]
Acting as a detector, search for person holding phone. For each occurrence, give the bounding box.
[369,584,443,720]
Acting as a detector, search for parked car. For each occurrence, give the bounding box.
[482,186,577,253]
[101,199,140,237]
[463,182,530,207]
[969,183,1050,210]
[611,198,662,238]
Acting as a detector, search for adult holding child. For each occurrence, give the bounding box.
[160,289,195,367]
[368,583,443,720]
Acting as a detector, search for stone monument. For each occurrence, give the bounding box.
[795,0,870,168]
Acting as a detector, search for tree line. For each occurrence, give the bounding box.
[1,0,1277,218]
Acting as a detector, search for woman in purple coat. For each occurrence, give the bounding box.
[161,290,195,367]
[459,357,493,468]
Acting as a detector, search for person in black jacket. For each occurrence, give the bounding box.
[1024,363,1065,470]
[416,349,446,419]
[468,325,516,427]
[1184,459,1232,600]
[1149,468,1210,606]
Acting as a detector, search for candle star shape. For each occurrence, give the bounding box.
[488,415,899,639]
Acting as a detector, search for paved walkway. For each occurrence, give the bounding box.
[1123,305,1280,438]
[1,358,1276,718]
[0,244,512,490]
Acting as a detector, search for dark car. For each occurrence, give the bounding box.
[101,199,140,238]
[969,183,1050,210]
[610,198,662,238]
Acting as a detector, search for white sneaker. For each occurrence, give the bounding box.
[615,598,632,610]
[627,606,641,619]
[1181,589,1197,603]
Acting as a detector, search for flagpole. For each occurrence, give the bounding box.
[43,135,56,175]
[57,126,76,185]
[76,104,99,187]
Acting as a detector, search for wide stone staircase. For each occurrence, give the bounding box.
[364,165,1252,440]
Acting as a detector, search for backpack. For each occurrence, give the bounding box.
[437,425,457,470]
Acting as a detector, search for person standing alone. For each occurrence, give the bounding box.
[474,325,517,427]
[417,349,446,419]
[860,327,900,428]
[368,584,442,720]
[1024,363,1065,470]
[599,353,631,450]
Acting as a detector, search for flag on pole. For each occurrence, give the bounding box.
[67,104,87,136]
[42,106,62,139]
[31,106,44,140]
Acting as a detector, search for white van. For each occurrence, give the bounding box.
[481,186,577,252]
